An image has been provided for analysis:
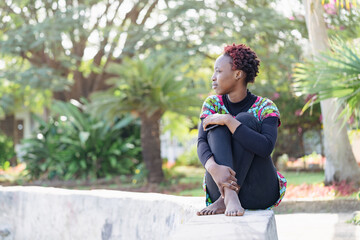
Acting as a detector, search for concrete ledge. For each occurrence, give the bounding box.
[171,210,278,240]
[0,186,278,240]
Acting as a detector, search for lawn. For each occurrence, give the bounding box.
[281,171,324,186]
[169,166,326,197]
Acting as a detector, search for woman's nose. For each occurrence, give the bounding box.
[211,74,216,81]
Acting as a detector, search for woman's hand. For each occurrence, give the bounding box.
[207,163,238,198]
[203,114,232,131]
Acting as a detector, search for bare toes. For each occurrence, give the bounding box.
[198,209,206,215]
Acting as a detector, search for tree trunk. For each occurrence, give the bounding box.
[303,0,360,185]
[0,114,18,166]
[140,110,164,183]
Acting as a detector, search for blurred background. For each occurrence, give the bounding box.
[0,0,359,212]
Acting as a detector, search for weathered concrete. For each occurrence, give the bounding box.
[0,186,278,240]
[171,210,278,240]
[276,213,360,240]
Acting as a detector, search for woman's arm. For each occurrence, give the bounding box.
[202,114,278,158]
[229,117,278,158]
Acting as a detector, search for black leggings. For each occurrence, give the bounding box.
[205,112,280,209]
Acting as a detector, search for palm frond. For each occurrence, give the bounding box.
[89,54,206,120]
[293,38,360,128]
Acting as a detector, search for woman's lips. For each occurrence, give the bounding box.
[212,84,218,89]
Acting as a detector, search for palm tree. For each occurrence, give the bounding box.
[89,54,204,183]
[293,38,360,128]
[293,38,360,185]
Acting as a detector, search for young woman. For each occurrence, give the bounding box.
[196,43,286,216]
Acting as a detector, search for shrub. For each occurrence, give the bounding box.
[176,144,202,167]
[0,132,15,170]
[19,100,142,180]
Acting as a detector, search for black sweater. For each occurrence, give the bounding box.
[197,92,279,167]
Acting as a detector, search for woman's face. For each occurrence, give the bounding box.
[211,54,242,95]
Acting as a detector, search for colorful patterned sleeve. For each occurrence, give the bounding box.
[199,95,228,119]
[259,98,281,127]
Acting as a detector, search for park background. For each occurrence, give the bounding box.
[0,0,360,238]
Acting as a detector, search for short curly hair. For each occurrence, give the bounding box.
[223,43,260,83]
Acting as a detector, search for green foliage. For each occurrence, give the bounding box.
[90,54,204,119]
[176,144,202,167]
[279,171,325,186]
[323,3,360,40]
[293,38,360,128]
[20,100,142,181]
[131,163,148,185]
[162,112,198,144]
[0,77,52,117]
[347,212,360,225]
[271,91,322,160]
[0,132,15,170]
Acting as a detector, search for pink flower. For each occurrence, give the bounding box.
[298,127,303,135]
[324,3,337,15]
[348,115,354,124]
[288,16,295,21]
[272,92,280,100]
[305,94,317,103]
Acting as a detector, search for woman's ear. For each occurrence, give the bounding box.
[235,70,243,80]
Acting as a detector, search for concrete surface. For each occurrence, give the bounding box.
[0,186,278,240]
[275,213,360,240]
[171,210,278,240]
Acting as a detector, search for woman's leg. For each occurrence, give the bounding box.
[197,125,238,215]
[231,113,261,188]
[205,112,260,200]
[205,125,234,202]
[205,112,279,211]
[200,124,245,216]
[232,113,279,209]
[203,115,258,216]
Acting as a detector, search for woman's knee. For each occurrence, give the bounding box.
[235,112,261,132]
[206,125,231,142]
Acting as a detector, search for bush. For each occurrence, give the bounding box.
[176,144,202,167]
[0,132,15,170]
[19,100,142,181]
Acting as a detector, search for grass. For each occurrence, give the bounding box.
[282,171,324,186]
[169,166,326,197]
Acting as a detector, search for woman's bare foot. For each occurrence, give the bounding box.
[197,197,226,216]
[224,187,244,216]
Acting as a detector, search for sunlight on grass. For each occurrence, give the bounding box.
[178,188,205,197]
[172,165,205,177]
[283,171,324,186]
[170,167,327,197]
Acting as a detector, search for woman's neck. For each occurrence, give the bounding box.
[227,87,247,103]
